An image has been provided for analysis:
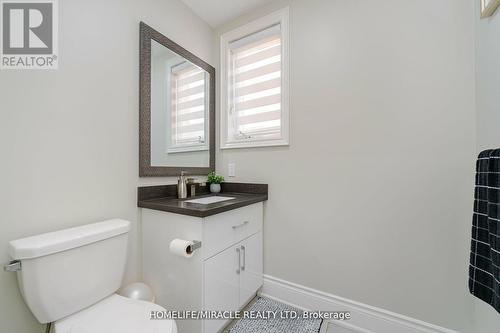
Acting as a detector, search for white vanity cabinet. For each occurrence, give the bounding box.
[142,202,263,333]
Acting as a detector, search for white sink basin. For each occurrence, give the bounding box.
[185,196,236,205]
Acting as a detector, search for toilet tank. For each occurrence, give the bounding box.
[8,219,130,324]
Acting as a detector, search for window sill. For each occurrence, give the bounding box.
[167,146,209,154]
[220,139,289,150]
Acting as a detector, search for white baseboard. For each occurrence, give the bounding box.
[259,275,461,333]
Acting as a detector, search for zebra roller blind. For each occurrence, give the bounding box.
[227,24,282,142]
[170,61,208,150]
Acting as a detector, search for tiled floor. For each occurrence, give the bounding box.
[222,297,337,333]
[221,297,258,333]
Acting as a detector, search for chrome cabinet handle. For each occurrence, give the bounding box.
[241,245,246,271]
[232,221,249,229]
[236,247,241,274]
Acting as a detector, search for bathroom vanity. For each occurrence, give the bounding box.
[138,183,267,333]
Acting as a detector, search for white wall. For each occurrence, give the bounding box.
[476,7,500,151]
[0,0,213,332]
[473,3,500,332]
[215,0,476,331]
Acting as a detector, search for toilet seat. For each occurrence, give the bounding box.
[54,294,176,333]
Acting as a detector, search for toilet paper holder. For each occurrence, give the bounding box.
[187,240,202,253]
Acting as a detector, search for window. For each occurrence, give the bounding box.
[168,61,209,153]
[220,8,289,149]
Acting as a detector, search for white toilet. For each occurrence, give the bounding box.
[7,219,177,333]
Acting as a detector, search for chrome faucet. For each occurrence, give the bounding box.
[177,171,188,199]
[178,172,205,198]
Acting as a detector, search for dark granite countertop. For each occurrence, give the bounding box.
[137,183,267,218]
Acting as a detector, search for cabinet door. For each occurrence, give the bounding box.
[239,232,263,307]
[203,245,240,333]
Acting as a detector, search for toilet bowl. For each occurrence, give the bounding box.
[7,219,176,333]
[54,294,176,333]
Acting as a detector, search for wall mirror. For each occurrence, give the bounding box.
[139,22,215,177]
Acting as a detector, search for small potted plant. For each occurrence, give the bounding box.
[207,172,224,193]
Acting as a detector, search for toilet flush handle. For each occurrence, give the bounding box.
[4,260,21,272]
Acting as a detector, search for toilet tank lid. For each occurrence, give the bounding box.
[8,219,131,260]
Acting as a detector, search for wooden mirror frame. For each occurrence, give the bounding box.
[139,22,215,177]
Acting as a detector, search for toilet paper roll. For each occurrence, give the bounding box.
[169,239,195,258]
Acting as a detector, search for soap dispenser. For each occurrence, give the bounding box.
[177,171,188,199]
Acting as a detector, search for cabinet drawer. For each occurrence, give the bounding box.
[202,203,263,260]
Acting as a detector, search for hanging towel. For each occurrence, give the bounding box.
[469,149,500,313]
